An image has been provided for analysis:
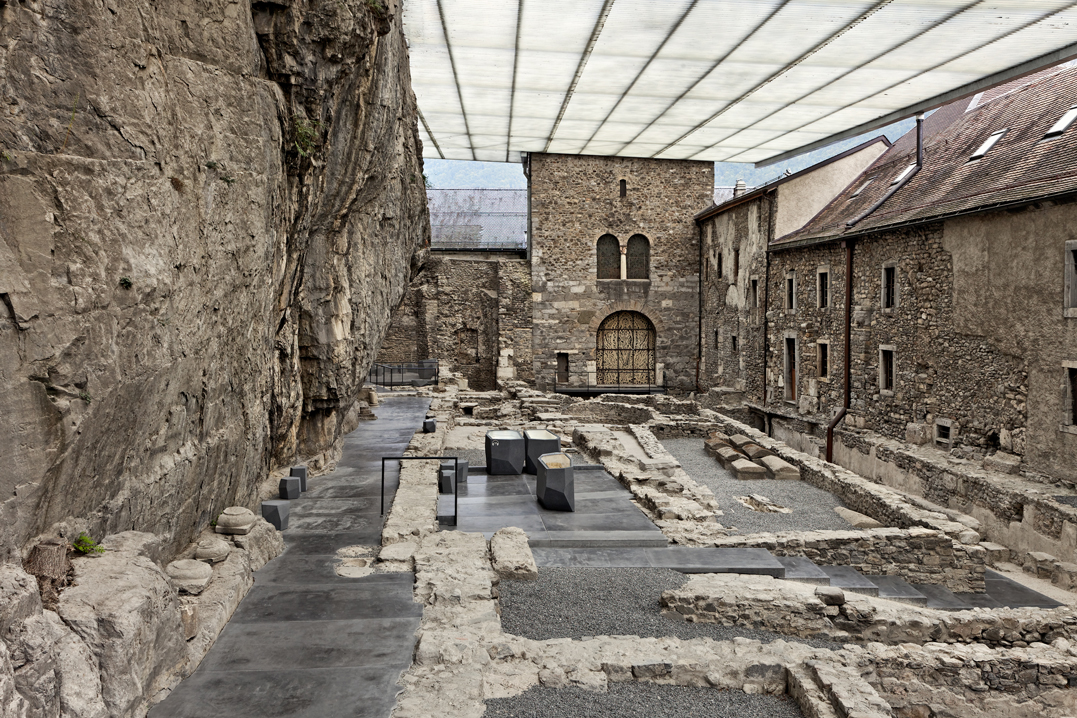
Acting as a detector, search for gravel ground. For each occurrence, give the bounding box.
[499,567,841,650]
[484,683,805,718]
[661,438,853,533]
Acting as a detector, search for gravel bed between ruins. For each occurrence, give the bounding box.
[498,567,841,650]
[660,438,853,534]
[483,682,806,718]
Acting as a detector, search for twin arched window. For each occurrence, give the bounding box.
[596,234,649,280]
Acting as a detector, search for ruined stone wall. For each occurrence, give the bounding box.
[698,195,769,401]
[530,154,712,391]
[0,0,429,560]
[376,255,532,390]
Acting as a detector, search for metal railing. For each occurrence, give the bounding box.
[381,455,460,526]
[368,360,439,387]
[552,373,668,396]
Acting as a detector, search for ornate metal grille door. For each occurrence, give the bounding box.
[596,311,656,385]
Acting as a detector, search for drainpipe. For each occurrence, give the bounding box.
[696,219,704,392]
[826,238,854,462]
[846,113,924,229]
[762,191,774,425]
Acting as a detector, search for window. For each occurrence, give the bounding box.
[785,271,796,310]
[935,420,952,449]
[731,335,738,354]
[619,179,627,197]
[1066,241,1077,316]
[784,337,798,401]
[714,330,720,349]
[750,279,759,308]
[597,234,620,279]
[1045,105,1077,140]
[716,252,723,279]
[817,341,829,380]
[818,269,829,309]
[849,179,873,198]
[880,346,895,394]
[556,353,569,384]
[891,163,917,185]
[882,264,897,310]
[969,129,1007,161]
[1066,366,1077,426]
[733,249,740,282]
[626,234,649,279]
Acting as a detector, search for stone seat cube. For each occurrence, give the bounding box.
[261,500,290,531]
[279,476,301,500]
[422,417,436,433]
[485,430,525,475]
[536,452,574,512]
[290,465,308,491]
[731,458,766,480]
[524,429,561,474]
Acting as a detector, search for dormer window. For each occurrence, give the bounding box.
[1045,105,1077,140]
[969,129,1007,161]
[891,163,917,185]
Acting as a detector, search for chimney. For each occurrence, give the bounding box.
[733,179,746,197]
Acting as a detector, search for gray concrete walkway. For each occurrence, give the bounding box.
[151,396,430,718]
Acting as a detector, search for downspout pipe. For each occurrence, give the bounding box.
[826,238,854,462]
[846,113,924,229]
[696,219,703,392]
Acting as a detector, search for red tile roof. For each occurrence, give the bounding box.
[775,63,1077,248]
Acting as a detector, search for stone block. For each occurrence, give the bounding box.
[1024,551,1059,579]
[179,602,199,640]
[486,430,525,475]
[456,459,469,486]
[1052,562,1077,590]
[815,586,845,606]
[261,500,290,531]
[278,476,301,500]
[194,537,230,564]
[978,542,1010,565]
[905,422,931,445]
[536,453,575,512]
[214,506,257,535]
[729,434,754,449]
[731,458,766,480]
[983,452,1021,475]
[715,445,745,470]
[742,443,775,461]
[490,527,538,580]
[703,437,728,457]
[708,431,731,444]
[834,506,882,529]
[422,417,436,433]
[759,455,800,480]
[290,465,308,491]
[438,468,454,494]
[524,429,561,474]
[166,559,212,595]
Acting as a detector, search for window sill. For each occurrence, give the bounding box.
[880,389,895,397]
[597,278,651,284]
[1061,425,1077,436]
[1065,308,1077,318]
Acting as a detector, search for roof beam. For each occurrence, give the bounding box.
[418,108,445,159]
[435,0,476,161]
[756,3,1077,167]
[542,0,617,154]
[505,0,525,162]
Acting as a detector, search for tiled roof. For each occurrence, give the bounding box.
[775,64,1077,247]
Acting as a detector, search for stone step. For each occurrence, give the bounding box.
[863,575,928,606]
[528,532,669,549]
[818,565,879,596]
[910,583,973,610]
[775,556,831,586]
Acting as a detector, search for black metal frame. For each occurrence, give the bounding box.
[381,456,459,526]
[368,360,440,387]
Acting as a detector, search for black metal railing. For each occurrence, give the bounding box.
[381,455,459,526]
[552,372,668,396]
[368,360,439,387]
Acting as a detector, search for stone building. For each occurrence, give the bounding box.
[693,138,890,408]
[529,153,713,392]
[759,65,1077,482]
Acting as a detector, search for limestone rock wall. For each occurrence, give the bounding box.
[0,0,429,559]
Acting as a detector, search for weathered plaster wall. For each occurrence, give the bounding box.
[376,255,532,390]
[0,0,429,559]
[530,153,712,391]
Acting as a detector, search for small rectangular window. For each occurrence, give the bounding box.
[935,421,952,448]
[784,337,797,402]
[880,348,895,393]
[619,179,627,197]
[714,330,720,349]
[882,265,897,309]
[1067,367,1077,426]
[750,279,759,308]
[818,342,829,380]
[1045,105,1077,140]
[556,353,569,384]
[716,253,723,279]
[731,335,738,354]
[818,270,829,309]
[786,272,796,310]
[733,249,740,282]
[1066,241,1077,313]
[969,129,1007,161]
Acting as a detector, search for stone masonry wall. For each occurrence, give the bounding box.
[529,154,713,391]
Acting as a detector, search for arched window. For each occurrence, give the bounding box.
[626,234,649,279]
[596,311,656,385]
[596,234,620,279]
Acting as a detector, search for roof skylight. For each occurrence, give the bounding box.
[891,164,918,186]
[1045,105,1077,139]
[849,179,873,198]
[969,129,1008,161]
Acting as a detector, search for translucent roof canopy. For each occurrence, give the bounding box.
[403,0,1077,166]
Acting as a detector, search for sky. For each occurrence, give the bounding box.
[423,117,919,191]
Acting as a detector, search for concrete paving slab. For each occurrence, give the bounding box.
[230,581,422,624]
[819,566,879,596]
[531,531,668,548]
[864,575,928,606]
[775,556,831,585]
[646,547,785,576]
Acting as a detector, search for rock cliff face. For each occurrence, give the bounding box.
[0,0,429,560]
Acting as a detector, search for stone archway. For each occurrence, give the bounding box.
[595,310,656,385]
